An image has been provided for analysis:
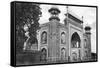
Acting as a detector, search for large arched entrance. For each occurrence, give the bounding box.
[71,32,81,48]
[71,32,81,61]
[40,48,47,61]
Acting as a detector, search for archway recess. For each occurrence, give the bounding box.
[40,48,47,61]
[71,32,81,48]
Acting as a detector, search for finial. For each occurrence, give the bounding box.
[64,6,69,17]
[82,16,84,24]
[82,16,83,20]
[66,6,68,13]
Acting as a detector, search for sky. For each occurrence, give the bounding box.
[39,4,96,53]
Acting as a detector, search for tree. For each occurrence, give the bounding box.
[16,3,42,53]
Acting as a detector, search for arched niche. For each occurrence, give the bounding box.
[61,32,66,44]
[41,31,47,44]
[61,48,66,60]
[71,32,81,48]
[40,48,47,61]
[72,52,77,61]
[84,39,87,48]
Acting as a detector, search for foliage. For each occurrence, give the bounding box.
[16,3,42,53]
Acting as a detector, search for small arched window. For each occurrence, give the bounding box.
[61,32,66,44]
[40,48,47,61]
[61,48,66,60]
[84,39,87,48]
[72,52,77,61]
[41,31,47,44]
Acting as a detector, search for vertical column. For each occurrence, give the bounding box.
[84,26,91,60]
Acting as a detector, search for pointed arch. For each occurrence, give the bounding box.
[71,32,81,48]
[40,48,47,61]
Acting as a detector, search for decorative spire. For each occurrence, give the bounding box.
[82,16,83,22]
[81,16,84,25]
[48,7,61,21]
[67,6,68,14]
[64,6,69,25]
[65,6,69,17]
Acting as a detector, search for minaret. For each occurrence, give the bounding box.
[48,7,61,21]
[48,7,61,61]
[84,26,91,60]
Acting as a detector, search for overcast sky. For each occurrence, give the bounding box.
[39,4,96,53]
